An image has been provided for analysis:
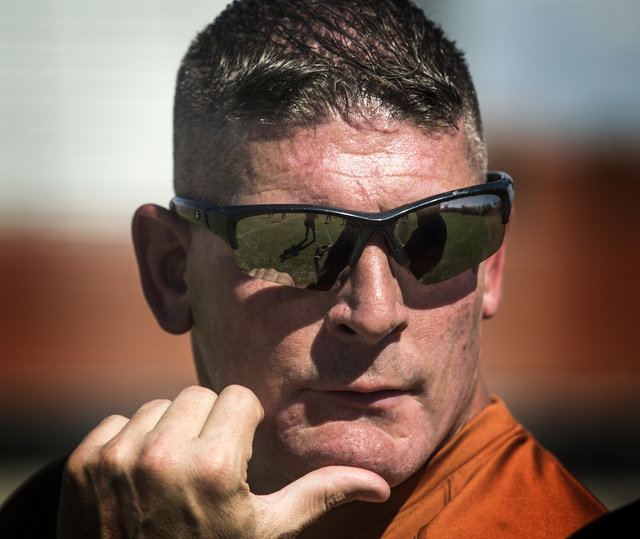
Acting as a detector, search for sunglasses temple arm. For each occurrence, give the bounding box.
[203,210,238,249]
[170,199,237,249]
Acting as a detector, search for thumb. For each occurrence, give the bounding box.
[254,466,390,538]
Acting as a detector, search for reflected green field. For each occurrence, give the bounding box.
[235,213,344,284]
[418,210,504,284]
[232,207,504,286]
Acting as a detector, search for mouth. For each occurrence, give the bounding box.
[301,388,413,410]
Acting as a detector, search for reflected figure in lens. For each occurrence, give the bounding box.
[309,225,359,290]
[304,213,317,241]
[279,239,310,262]
[402,213,447,282]
[313,244,332,274]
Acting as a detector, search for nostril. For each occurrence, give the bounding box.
[339,324,356,336]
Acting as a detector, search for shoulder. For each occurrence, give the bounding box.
[0,455,67,539]
[418,399,607,538]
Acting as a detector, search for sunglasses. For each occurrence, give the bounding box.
[171,171,513,290]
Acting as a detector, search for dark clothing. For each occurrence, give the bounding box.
[0,455,66,538]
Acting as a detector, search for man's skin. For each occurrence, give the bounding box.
[58,117,507,538]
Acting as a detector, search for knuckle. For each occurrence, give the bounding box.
[64,413,131,478]
[65,448,90,478]
[222,385,263,419]
[323,490,348,511]
[138,398,172,413]
[129,399,171,427]
[98,441,132,471]
[201,453,240,491]
[100,413,129,426]
[222,384,258,404]
[180,384,217,399]
[262,268,277,281]
[137,438,177,477]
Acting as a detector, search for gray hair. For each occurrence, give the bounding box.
[174,0,487,199]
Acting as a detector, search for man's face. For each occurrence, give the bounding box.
[184,119,497,491]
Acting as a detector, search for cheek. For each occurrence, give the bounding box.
[409,277,485,418]
[187,237,256,391]
[436,290,484,405]
[187,239,322,396]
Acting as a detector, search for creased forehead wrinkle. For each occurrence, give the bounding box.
[173,0,487,199]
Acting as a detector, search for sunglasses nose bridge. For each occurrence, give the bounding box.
[347,221,409,268]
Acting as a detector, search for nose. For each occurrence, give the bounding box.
[325,234,409,345]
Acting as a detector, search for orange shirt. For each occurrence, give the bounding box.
[344,397,607,538]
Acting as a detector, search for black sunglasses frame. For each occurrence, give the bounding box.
[171,171,513,270]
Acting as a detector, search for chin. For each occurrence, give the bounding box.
[263,420,431,488]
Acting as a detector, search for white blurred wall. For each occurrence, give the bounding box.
[1,0,639,235]
[1,0,228,235]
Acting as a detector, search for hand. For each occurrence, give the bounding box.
[58,385,390,538]
[314,244,331,257]
[247,267,295,286]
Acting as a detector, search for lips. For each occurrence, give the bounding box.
[300,387,412,410]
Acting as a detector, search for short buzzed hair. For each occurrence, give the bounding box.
[174,0,487,200]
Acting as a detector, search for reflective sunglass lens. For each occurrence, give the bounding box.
[402,194,504,284]
[232,193,505,289]
[233,213,354,288]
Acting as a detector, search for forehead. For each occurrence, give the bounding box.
[225,119,478,209]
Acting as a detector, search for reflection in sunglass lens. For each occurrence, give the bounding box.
[232,193,505,289]
[401,194,504,284]
[396,209,447,282]
[233,213,353,287]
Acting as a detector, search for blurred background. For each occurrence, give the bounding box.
[1,0,639,510]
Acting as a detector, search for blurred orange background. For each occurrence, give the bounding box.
[1,0,639,512]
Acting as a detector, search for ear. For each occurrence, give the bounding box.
[482,224,510,319]
[132,204,193,334]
